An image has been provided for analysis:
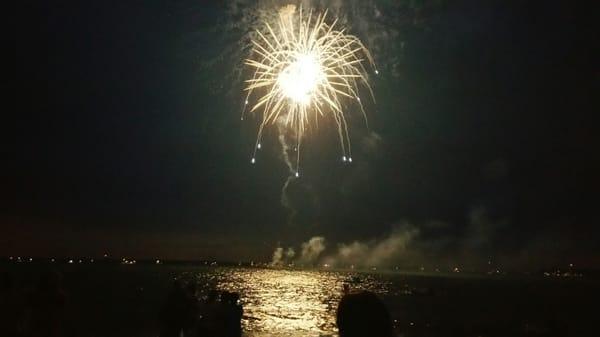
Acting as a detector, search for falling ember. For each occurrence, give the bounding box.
[242,5,376,171]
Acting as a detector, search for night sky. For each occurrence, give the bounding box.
[8,1,598,269]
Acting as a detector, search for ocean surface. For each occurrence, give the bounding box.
[3,264,598,336]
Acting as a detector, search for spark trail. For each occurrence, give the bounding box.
[243,5,377,173]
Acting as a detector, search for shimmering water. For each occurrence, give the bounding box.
[181,268,390,337]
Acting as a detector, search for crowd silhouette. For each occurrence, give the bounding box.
[158,280,244,337]
[158,278,393,337]
[2,270,394,337]
[337,290,394,337]
[1,270,67,337]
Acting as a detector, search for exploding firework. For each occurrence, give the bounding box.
[242,5,377,173]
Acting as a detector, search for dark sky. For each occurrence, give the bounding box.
[8,1,598,268]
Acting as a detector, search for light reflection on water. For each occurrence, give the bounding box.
[187,268,390,337]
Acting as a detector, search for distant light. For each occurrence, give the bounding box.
[104,253,108,258]
[348,157,353,163]
[29,258,33,262]
[90,259,94,263]
[295,171,300,177]
[9,256,13,260]
[251,157,256,164]
[78,259,82,263]
[245,100,249,105]
[156,259,161,264]
[375,69,379,75]
[257,143,261,149]
[51,258,55,263]
[342,156,347,162]
[68,259,74,264]
[356,97,361,101]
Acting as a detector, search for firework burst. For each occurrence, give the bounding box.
[242,5,377,173]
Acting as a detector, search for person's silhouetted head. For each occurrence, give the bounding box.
[230,292,240,305]
[336,291,393,337]
[222,291,240,305]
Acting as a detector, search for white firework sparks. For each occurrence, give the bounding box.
[243,5,377,170]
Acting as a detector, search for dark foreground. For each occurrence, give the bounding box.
[2,263,598,337]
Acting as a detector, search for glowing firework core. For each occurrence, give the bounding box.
[278,53,323,105]
[243,5,377,171]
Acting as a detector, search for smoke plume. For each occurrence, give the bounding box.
[277,117,301,224]
[271,246,297,266]
[299,236,326,265]
[324,225,419,267]
[271,247,284,266]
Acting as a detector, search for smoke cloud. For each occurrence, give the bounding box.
[277,117,301,224]
[270,236,325,266]
[299,236,326,265]
[270,231,419,268]
[271,247,284,266]
[276,117,319,227]
[286,247,296,259]
[324,225,419,268]
[271,246,297,266]
[269,206,514,270]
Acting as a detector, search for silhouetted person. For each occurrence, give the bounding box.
[196,290,242,337]
[159,280,190,337]
[196,289,216,336]
[1,272,25,336]
[221,291,242,337]
[336,291,393,337]
[182,282,200,335]
[29,271,67,337]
